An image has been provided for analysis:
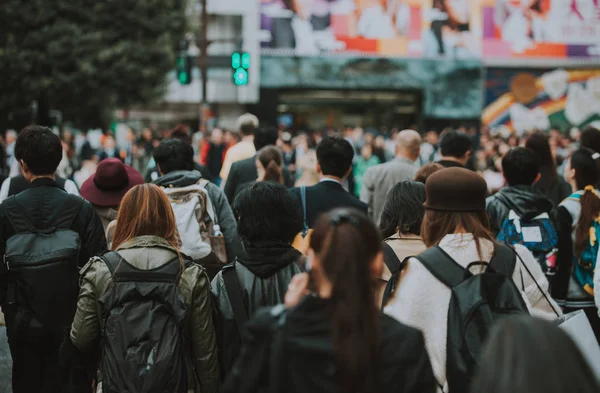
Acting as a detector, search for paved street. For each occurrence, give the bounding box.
[0,327,12,393]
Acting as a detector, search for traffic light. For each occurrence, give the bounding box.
[232,52,250,86]
[177,54,192,85]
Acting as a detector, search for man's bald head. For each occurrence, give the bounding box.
[396,129,421,161]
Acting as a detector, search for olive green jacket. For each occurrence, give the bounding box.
[70,236,220,393]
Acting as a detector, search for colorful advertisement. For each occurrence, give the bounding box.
[259,0,481,58]
[482,0,600,58]
[483,68,600,133]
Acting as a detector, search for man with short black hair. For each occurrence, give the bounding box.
[223,127,294,204]
[153,139,242,269]
[437,130,472,168]
[290,136,367,229]
[0,125,107,393]
[486,147,555,235]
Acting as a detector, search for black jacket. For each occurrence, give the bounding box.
[0,178,107,322]
[223,296,436,393]
[532,169,572,207]
[224,156,295,205]
[290,180,368,228]
[211,243,303,377]
[486,185,555,235]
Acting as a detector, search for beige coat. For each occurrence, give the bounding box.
[385,234,561,392]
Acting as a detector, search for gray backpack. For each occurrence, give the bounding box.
[4,195,83,339]
[98,251,188,393]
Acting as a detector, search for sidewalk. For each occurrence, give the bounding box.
[0,326,12,393]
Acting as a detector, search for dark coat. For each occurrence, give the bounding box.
[532,169,572,208]
[224,156,295,205]
[223,296,437,393]
[290,180,368,228]
[485,185,556,236]
[211,244,302,378]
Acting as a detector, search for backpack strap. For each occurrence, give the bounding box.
[100,251,122,277]
[223,263,249,334]
[198,179,219,226]
[300,186,309,237]
[415,246,465,288]
[381,255,411,309]
[7,176,29,197]
[488,243,517,277]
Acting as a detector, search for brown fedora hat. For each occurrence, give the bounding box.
[80,158,144,207]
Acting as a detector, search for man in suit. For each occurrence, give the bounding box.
[360,129,421,225]
[290,136,367,228]
[436,130,472,169]
[224,127,294,204]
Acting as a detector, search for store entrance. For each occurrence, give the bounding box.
[274,89,422,132]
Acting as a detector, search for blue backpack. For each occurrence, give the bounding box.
[565,193,600,295]
[497,210,558,275]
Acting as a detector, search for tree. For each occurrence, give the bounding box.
[0,0,186,131]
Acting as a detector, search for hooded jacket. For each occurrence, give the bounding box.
[486,185,556,236]
[211,243,303,377]
[69,236,220,393]
[223,296,436,393]
[154,170,243,262]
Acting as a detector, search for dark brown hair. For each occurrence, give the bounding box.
[421,210,493,259]
[415,162,444,184]
[257,146,283,184]
[310,208,381,393]
[112,184,180,253]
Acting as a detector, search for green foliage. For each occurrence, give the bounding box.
[0,0,186,130]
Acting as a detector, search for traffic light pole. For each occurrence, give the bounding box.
[200,0,209,131]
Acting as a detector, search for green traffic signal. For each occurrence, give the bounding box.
[176,55,192,85]
[241,52,250,69]
[232,52,241,69]
[233,68,249,86]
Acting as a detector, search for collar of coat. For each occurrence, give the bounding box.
[116,235,178,253]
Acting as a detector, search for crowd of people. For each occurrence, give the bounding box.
[0,116,600,393]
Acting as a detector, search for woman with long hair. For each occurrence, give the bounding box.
[69,184,219,393]
[525,131,571,206]
[556,148,600,340]
[470,316,599,393]
[256,145,284,184]
[385,168,559,392]
[378,181,427,306]
[224,208,436,393]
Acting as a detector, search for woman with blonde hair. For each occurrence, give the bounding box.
[68,183,219,393]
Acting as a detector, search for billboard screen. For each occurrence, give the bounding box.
[259,0,481,58]
[482,0,600,59]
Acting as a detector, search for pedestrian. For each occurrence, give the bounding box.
[486,148,558,276]
[385,167,559,393]
[436,130,472,168]
[414,162,443,184]
[470,316,600,393]
[220,113,259,183]
[68,184,219,393]
[526,132,572,206]
[353,144,380,197]
[224,127,294,204]
[256,146,284,183]
[379,181,427,307]
[224,208,437,393]
[0,125,107,393]
[153,138,242,276]
[212,182,303,377]
[97,134,121,162]
[360,129,420,224]
[555,148,600,340]
[79,158,144,245]
[200,128,229,185]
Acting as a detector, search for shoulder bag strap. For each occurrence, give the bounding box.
[382,241,402,274]
[223,263,249,334]
[269,308,287,393]
[381,255,412,309]
[300,186,308,237]
[488,243,517,277]
[415,246,465,288]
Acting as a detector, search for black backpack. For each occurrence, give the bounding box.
[415,244,529,393]
[98,252,188,393]
[4,195,83,340]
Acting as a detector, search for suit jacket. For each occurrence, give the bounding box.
[291,180,368,228]
[360,158,418,225]
[224,156,294,205]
